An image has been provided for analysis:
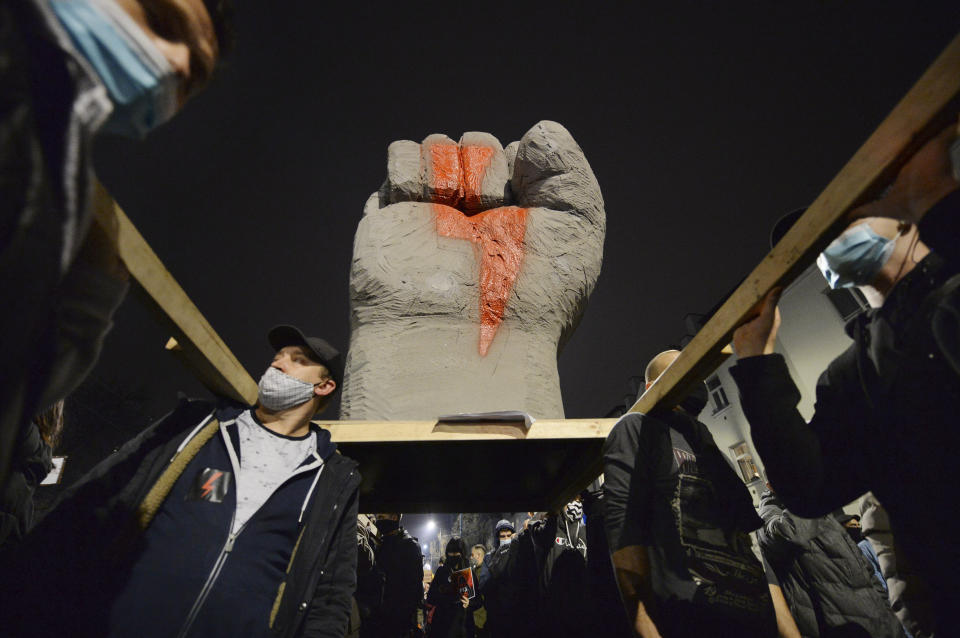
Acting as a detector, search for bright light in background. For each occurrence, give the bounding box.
[426,520,436,531]
[422,544,427,550]
[423,563,431,571]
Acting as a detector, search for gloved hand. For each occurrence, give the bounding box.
[342,121,605,419]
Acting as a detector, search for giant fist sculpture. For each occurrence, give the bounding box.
[341,121,605,419]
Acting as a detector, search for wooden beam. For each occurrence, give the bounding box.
[91,181,258,404]
[318,419,615,512]
[315,418,616,442]
[546,32,960,512]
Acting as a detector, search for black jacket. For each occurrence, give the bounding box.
[0,398,360,638]
[525,515,589,638]
[426,561,477,638]
[0,422,52,547]
[0,0,117,486]
[369,526,423,636]
[757,491,904,638]
[729,191,960,634]
[476,537,537,638]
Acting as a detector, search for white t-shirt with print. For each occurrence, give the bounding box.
[232,410,317,533]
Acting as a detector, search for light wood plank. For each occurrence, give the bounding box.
[91,182,258,404]
[316,419,617,443]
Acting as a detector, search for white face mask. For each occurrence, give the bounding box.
[257,367,316,411]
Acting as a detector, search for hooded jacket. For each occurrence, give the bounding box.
[524,514,589,638]
[757,490,905,638]
[0,398,359,638]
[427,553,478,638]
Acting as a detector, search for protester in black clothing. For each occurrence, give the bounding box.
[476,519,535,638]
[757,489,905,638]
[370,513,423,637]
[603,350,782,637]
[731,121,960,634]
[352,516,386,638]
[523,502,590,638]
[426,537,477,638]
[581,480,634,638]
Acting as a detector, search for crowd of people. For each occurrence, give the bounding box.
[1,0,959,636]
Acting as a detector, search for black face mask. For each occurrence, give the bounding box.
[679,383,708,416]
[377,519,399,535]
[845,526,863,544]
[446,554,466,571]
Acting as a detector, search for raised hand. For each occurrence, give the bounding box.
[342,121,605,420]
[732,288,782,359]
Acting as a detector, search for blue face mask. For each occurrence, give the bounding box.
[817,223,901,289]
[50,0,179,139]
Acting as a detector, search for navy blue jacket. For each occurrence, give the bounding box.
[0,398,360,638]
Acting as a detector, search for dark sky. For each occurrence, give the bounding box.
[90,2,959,424]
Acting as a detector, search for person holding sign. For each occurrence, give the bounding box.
[427,537,479,638]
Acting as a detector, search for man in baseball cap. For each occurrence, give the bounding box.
[1,324,359,637]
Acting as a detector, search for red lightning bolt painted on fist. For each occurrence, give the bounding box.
[200,471,223,499]
[430,143,528,356]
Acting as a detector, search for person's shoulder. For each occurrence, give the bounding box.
[396,529,422,552]
[606,412,666,446]
[142,396,219,443]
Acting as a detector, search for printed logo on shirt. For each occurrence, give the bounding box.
[187,468,232,503]
[555,535,588,553]
[672,447,698,474]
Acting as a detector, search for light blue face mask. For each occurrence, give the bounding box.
[50,0,179,139]
[817,223,901,289]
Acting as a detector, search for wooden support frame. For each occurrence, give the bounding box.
[97,34,959,512]
[315,419,616,511]
[91,181,258,405]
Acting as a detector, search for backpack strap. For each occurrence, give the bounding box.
[135,418,220,530]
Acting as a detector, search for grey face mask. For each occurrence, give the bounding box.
[258,367,316,411]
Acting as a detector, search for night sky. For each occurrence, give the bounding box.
[88,3,959,427]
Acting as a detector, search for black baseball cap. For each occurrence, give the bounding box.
[268,325,343,387]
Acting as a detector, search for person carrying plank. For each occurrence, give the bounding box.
[0,0,234,487]
[603,350,794,638]
[0,325,360,638]
[730,120,960,635]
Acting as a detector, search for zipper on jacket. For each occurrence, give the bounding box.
[176,521,238,638]
[175,417,243,638]
[176,416,324,637]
